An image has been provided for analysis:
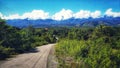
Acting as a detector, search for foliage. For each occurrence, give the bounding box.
[55,25,120,68]
[1,18,120,68]
[0,19,57,59]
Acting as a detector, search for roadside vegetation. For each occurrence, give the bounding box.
[55,25,120,68]
[0,18,120,68]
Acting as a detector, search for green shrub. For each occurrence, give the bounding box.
[55,39,120,68]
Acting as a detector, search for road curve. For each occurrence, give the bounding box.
[0,44,55,68]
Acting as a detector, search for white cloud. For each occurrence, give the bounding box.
[51,9,100,20]
[73,10,101,19]
[0,12,4,19]
[4,14,20,20]
[73,10,91,18]
[2,10,49,20]
[1,8,120,20]
[21,10,49,19]
[105,8,120,17]
[52,9,73,20]
[91,10,101,18]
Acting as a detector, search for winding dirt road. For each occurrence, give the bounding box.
[0,44,55,68]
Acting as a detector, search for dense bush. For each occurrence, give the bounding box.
[55,25,120,68]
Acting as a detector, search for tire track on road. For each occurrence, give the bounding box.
[32,48,48,68]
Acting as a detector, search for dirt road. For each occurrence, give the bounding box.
[0,44,55,68]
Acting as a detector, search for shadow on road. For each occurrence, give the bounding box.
[24,48,39,53]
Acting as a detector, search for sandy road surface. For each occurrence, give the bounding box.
[0,44,55,68]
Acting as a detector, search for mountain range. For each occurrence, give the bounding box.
[6,16,120,28]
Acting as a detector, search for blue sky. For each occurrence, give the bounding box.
[0,0,120,15]
[0,0,120,20]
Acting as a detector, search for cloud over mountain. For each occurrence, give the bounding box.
[0,8,120,20]
[91,11,101,18]
[73,10,101,18]
[1,10,49,20]
[105,8,120,17]
[21,10,49,20]
[52,9,73,20]
[0,12,4,19]
[3,14,21,20]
